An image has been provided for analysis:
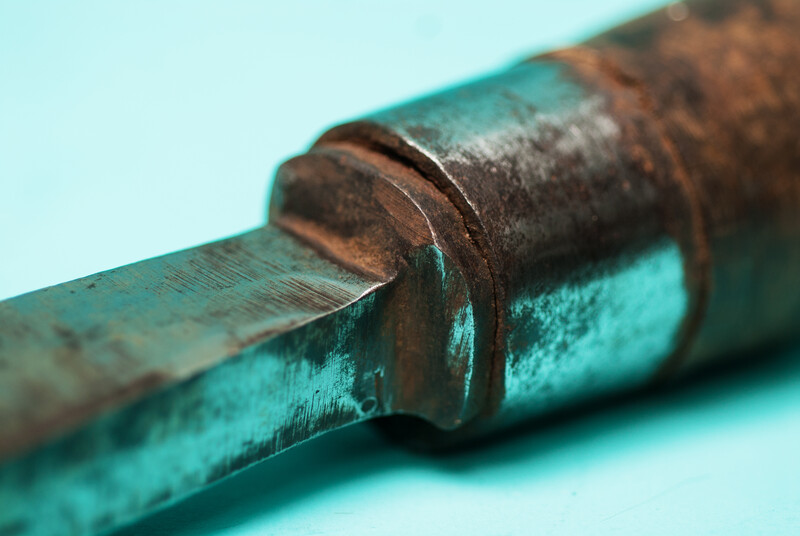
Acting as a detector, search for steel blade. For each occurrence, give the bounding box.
[0,225,391,536]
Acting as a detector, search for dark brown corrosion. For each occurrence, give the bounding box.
[271,142,496,426]
[319,0,800,431]
[2,1,800,534]
[567,0,800,372]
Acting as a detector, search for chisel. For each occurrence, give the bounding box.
[2,0,800,534]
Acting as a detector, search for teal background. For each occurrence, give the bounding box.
[2,1,799,534]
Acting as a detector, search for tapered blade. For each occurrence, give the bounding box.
[0,225,392,536]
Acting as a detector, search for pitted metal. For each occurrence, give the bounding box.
[2,1,800,534]
[319,60,700,428]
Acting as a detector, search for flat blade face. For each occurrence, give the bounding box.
[0,225,392,536]
[0,137,495,536]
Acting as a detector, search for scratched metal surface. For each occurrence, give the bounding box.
[319,0,800,431]
[118,343,800,536]
[3,0,800,535]
[0,227,396,535]
[0,227,383,458]
[321,61,695,426]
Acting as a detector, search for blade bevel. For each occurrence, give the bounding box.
[0,225,392,536]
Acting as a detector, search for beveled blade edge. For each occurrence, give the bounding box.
[0,225,392,536]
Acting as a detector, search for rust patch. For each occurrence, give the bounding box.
[568,0,800,372]
[271,141,495,428]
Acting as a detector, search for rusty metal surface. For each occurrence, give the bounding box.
[321,0,800,430]
[573,0,800,371]
[0,227,382,460]
[271,141,495,428]
[320,61,699,428]
[1,145,493,534]
[2,0,800,534]
[1,227,390,535]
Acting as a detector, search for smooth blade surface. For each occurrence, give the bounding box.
[0,225,391,536]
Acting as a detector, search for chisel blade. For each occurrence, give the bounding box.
[0,142,493,536]
[0,226,393,535]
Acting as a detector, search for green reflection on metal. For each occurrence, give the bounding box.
[0,288,390,536]
[501,238,688,421]
[424,246,476,392]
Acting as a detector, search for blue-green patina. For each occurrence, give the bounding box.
[501,238,688,421]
